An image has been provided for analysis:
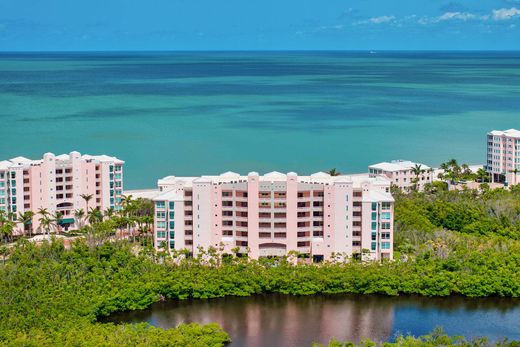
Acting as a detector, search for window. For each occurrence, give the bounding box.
[156,211,166,219]
[169,201,174,209]
[371,212,377,220]
[381,222,391,229]
[169,211,174,219]
[371,222,377,230]
[371,202,377,211]
[381,232,390,239]
[156,201,165,209]
[156,231,166,238]
[169,221,175,230]
[156,221,166,229]
[381,212,391,220]
[313,230,324,237]
[381,242,391,250]
[371,242,377,251]
[371,232,377,241]
[382,202,391,210]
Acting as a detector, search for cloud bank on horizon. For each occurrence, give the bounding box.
[0,0,519,50]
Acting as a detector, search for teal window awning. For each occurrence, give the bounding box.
[58,218,75,225]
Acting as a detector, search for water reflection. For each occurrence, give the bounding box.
[107,295,520,347]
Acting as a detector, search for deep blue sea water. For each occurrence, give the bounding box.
[1,51,519,189]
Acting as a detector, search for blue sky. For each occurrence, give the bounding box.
[1,0,519,51]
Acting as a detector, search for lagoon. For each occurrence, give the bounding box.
[107,294,520,347]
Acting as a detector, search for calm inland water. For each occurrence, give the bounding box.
[107,294,520,347]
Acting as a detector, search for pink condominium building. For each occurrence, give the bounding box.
[486,129,520,185]
[153,171,394,262]
[0,151,124,233]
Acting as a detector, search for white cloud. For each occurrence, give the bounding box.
[351,7,520,28]
[436,12,476,21]
[368,15,396,24]
[492,7,520,20]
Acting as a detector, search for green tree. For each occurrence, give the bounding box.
[16,211,34,238]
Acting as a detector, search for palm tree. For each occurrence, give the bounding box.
[80,194,93,212]
[38,215,55,238]
[87,207,103,225]
[411,164,424,191]
[17,211,34,238]
[327,168,341,176]
[476,168,489,183]
[53,211,64,233]
[74,209,86,229]
[103,207,115,220]
[121,195,133,212]
[37,208,49,236]
[0,220,15,244]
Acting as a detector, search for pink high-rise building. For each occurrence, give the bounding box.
[0,151,124,234]
[153,171,394,261]
[486,129,520,185]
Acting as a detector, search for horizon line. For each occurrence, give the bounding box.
[1,49,520,53]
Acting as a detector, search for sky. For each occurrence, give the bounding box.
[0,0,519,51]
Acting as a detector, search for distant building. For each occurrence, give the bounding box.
[368,160,433,191]
[152,171,394,262]
[0,152,124,233]
[486,129,520,185]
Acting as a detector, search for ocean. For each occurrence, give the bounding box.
[0,51,519,189]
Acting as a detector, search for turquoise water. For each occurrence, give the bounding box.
[1,51,519,189]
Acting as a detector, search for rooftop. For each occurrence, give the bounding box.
[489,129,520,138]
[369,160,431,172]
[1,151,124,168]
[157,171,391,188]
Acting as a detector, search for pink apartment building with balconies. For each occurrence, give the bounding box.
[486,129,520,185]
[0,151,124,234]
[153,171,394,261]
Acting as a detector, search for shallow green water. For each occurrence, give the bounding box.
[1,51,519,188]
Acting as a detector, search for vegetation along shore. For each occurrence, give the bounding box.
[1,165,519,346]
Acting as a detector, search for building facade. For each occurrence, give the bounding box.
[486,129,520,185]
[368,160,433,191]
[153,171,394,261]
[0,151,124,234]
